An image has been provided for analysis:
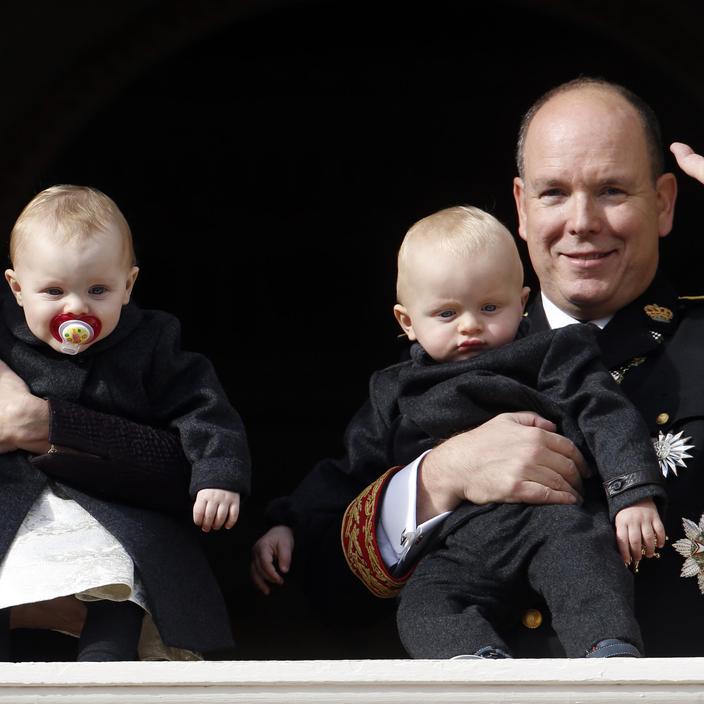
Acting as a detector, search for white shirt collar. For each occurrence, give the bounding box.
[540,292,612,330]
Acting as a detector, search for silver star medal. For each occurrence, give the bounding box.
[652,430,694,477]
[673,515,704,594]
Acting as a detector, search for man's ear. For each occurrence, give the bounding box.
[393,303,417,340]
[520,286,531,309]
[655,172,677,238]
[513,177,528,242]
[122,266,140,304]
[4,269,22,306]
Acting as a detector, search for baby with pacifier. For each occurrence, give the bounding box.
[0,185,250,661]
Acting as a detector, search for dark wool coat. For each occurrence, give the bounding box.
[271,318,665,538]
[389,325,665,658]
[0,293,251,653]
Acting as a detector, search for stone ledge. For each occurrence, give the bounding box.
[0,658,700,702]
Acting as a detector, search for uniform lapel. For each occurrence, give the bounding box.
[598,276,678,370]
[524,276,679,371]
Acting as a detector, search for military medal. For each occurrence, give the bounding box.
[673,515,704,594]
[644,304,673,323]
[652,431,694,477]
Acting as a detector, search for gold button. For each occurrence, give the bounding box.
[656,413,669,426]
[522,608,543,629]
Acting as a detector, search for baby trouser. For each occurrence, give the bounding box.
[397,501,641,658]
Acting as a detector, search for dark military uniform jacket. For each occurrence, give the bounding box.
[0,292,250,653]
[522,276,704,656]
[343,274,704,656]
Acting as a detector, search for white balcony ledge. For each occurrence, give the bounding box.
[0,658,701,703]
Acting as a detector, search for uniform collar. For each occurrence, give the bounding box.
[525,273,679,368]
[540,293,611,329]
[598,273,679,368]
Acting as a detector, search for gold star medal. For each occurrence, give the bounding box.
[673,515,704,594]
[652,431,694,477]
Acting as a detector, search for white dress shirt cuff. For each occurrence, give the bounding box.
[377,450,451,568]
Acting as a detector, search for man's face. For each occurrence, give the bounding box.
[5,220,139,353]
[513,87,677,320]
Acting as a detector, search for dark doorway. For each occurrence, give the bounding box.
[5,0,704,657]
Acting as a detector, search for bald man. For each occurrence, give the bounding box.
[344,78,704,657]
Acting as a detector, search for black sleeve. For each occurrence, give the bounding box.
[48,397,190,473]
[538,325,666,521]
[265,369,397,538]
[145,314,251,498]
[29,397,192,515]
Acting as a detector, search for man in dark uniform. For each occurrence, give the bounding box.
[343,77,704,656]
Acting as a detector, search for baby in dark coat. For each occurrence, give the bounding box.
[0,185,250,660]
[388,206,666,658]
[255,205,666,659]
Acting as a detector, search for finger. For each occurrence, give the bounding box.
[192,498,205,527]
[670,141,694,161]
[211,502,229,531]
[508,457,582,503]
[541,430,591,480]
[529,450,584,499]
[225,502,239,529]
[249,563,271,595]
[615,523,631,564]
[276,541,293,574]
[670,142,704,182]
[254,542,284,584]
[200,501,217,533]
[519,429,587,491]
[515,479,579,506]
[508,411,557,433]
[653,517,666,549]
[628,523,642,566]
[641,523,656,558]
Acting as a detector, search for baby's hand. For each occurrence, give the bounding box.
[193,489,240,532]
[614,498,665,568]
[250,525,294,595]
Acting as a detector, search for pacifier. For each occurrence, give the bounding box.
[50,313,102,355]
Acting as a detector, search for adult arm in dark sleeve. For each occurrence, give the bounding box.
[267,369,400,536]
[0,358,191,513]
[31,397,192,514]
[260,367,403,601]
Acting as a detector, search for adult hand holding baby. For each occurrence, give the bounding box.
[0,359,50,454]
[417,411,590,524]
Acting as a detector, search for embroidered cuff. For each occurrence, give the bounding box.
[341,467,413,598]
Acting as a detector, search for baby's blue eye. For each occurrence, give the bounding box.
[45,288,62,296]
[89,285,107,295]
[438,310,455,318]
[482,304,497,312]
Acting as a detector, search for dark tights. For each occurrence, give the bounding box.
[78,600,144,662]
[0,609,9,661]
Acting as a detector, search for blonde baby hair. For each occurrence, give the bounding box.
[10,185,136,267]
[396,205,523,304]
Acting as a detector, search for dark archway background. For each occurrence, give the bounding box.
[3,0,704,658]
